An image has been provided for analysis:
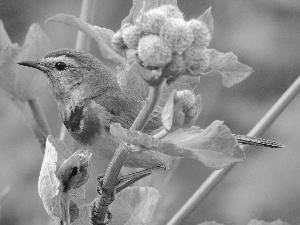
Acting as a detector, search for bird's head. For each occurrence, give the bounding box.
[18,49,119,106]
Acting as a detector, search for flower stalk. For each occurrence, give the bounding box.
[91,77,166,224]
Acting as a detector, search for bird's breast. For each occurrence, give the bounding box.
[62,101,111,147]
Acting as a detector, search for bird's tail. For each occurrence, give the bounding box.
[233,134,284,148]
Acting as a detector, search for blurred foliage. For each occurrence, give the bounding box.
[0,0,300,224]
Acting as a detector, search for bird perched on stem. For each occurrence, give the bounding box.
[18,49,283,169]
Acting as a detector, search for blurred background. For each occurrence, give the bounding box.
[0,0,300,224]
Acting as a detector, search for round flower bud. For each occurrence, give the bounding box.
[111,30,127,53]
[174,90,200,128]
[122,25,142,49]
[56,149,92,192]
[185,46,209,72]
[188,19,211,47]
[159,4,184,19]
[137,35,172,67]
[160,18,194,53]
[125,49,141,64]
[166,53,186,74]
[138,8,167,35]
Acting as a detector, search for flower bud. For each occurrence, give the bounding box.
[160,18,194,53]
[122,25,142,49]
[162,90,201,131]
[137,35,172,67]
[138,8,167,35]
[174,90,201,128]
[159,4,184,19]
[111,30,127,53]
[166,53,186,74]
[188,19,211,47]
[184,46,209,73]
[56,149,92,192]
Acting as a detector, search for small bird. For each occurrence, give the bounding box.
[18,49,283,169]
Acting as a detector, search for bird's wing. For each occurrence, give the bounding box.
[91,93,161,132]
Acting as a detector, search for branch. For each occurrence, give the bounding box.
[167,75,300,225]
[91,78,165,224]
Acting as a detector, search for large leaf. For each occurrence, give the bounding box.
[38,136,86,222]
[110,121,244,169]
[0,22,50,102]
[47,14,126,65]
[110,186,160,225]
[38,136,61,222]
[205,49,253,87]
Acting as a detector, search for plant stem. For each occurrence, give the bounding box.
[59,191,71,225]
[59,0,97,143]
[167,75,300,225]
[27,99,52,154]
[93,80,165,224]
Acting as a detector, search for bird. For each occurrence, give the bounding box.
[18,49,284,169]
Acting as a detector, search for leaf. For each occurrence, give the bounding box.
[110,121,245,169]
[205,49,254,87]
[0,22,50,102]
[110,186,160,225]
[198,7,214,34]
[38,136,86,222]
[117,63,200,106]
[15,24,51,101]
[38,136,61,222]
[121,0,159,26]
[47,14,126,65]
[117,64,149,104]
[247,219,291,225]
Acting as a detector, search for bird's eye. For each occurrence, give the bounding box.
[55,62,67,71]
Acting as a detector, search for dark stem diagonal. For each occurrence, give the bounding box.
[167,75,300,225]
[91,79,165,224]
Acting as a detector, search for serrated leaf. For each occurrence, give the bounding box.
[205,49,253,87]
[198,7,214,34]
[38,136,61,222]
[247,219,291,225]
[46,14,126,65]
[110,186,160,225]
[110,121,245,169]
[0,22,50,102]
[121,0,159,26]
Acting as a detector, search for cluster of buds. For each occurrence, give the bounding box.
[112,4,211,75]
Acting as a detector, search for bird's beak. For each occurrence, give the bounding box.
[17,61,48,73]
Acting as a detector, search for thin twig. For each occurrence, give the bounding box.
[93,79,165,224]
[27,99,52,153]
[167,75,300,225]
